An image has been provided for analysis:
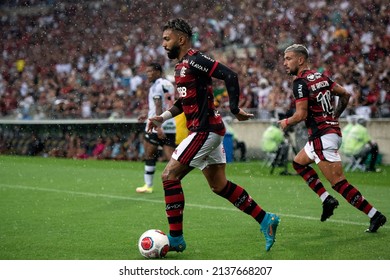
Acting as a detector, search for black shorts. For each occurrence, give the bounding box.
[144,132,176,148]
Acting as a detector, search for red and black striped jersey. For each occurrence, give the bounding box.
[173,49,225,136]
[292,69,341,140]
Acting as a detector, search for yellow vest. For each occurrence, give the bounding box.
[174,113,189,145]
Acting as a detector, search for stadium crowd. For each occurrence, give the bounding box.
[0,0,389,159]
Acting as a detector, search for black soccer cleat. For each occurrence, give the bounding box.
[321,196,339,222]
[366,212,387,233]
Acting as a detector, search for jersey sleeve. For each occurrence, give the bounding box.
[161,80,175,109]
[152,80,164,100]
[292,79,309,102]
[161,80,175,95]
[189,51,240,114]
[188,52,219,77]
[327,75,337,91]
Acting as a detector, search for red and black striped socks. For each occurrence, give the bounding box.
[163,179,185,237]
[217,181,266,224]
[332,179,374,215]
[293,161,327,200]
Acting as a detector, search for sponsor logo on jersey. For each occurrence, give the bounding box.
[180,67,187,77]
[177,86,187,97]
[189,60,209,72]
[307,72,322,81]
[297,83,303,98]
[201,54,215,62]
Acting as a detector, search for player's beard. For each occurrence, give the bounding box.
[167,44,180,59]
[287,63,299,76]
[288,66,298,76]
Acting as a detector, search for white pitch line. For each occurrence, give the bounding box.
[0,183,387,229]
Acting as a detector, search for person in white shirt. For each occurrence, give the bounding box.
[136,62,176,194]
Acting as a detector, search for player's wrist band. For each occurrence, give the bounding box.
[160,111,173,122]
[285,118,289,126]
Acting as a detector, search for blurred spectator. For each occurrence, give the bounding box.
[65,134,77,159]
[378,76,390,117]
[24,133,44,156]
[0,0,389,164]
[341,116,381,172]
[256,78,273,120]
[123,132,141,161]
[340,115,357,154]
[261,119,290,174]
[110,134,126,160]
[267,86,292,120]
[43,134,65,158]
[96,136,112,160]
[91,136,106,159]
[0,0,388,121]
[74,136,89,159]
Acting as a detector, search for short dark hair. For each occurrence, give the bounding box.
[148,62,162,73]
[163,18,193,38]
[284,44,309,59]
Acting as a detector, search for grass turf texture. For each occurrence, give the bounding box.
[0,155,388,260]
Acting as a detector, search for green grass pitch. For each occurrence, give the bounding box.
[0,155,388,260]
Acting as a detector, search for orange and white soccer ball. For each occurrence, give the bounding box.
[138,229,170,258]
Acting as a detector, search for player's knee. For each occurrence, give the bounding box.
[161,170,170,181]
[161,167,180,181]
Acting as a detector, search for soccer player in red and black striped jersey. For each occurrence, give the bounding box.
[280,44,386,232]
[148,18,280,253]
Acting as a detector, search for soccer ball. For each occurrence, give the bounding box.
[138,229,170,258]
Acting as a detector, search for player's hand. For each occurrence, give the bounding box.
[234,108,254,121]
[278,119,288,130]
[147,116,163,132]
[156,127,165,139]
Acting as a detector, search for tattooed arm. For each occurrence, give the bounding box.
[332,84,351,119]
